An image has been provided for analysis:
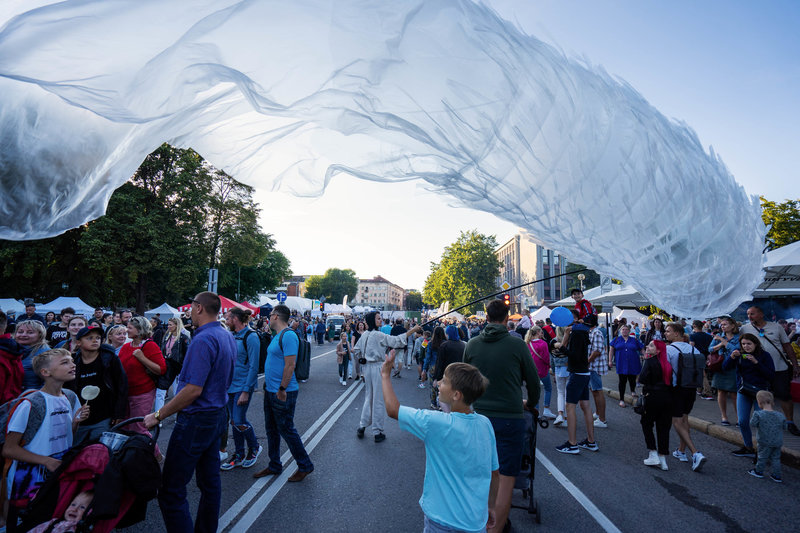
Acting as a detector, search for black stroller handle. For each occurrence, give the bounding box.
[110,416,161,442]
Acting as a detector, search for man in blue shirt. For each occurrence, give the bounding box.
[253,304,314,481]
[144,292,236,533]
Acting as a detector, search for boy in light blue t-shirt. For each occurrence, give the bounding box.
[382,350,499,533]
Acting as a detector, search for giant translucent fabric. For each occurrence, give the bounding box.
[0,0,765,316]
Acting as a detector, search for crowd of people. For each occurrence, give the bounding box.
[1,289,799,532]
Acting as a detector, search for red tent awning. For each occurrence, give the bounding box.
[240,301,260,316]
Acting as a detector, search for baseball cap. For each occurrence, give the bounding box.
[76,326,104,340]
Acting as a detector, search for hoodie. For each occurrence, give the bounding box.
[432,326,466,382]
[0,334,24,403]
[464,323,540,419]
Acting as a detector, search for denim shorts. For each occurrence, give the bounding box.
[488,416,526,477]
[589,371,604,391]
[566,373,591,404]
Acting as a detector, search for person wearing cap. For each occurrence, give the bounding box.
[65,326,128,444]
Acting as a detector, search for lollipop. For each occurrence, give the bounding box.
[81,385,100,402]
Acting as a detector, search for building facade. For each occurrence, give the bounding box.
[495,234,569,310]
[355,275,405,310]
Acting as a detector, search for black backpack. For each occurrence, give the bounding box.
[676,347,705,389]
[278,329,310,381]
[243,329,271,374]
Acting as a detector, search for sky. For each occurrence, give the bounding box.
[254,0,799,293]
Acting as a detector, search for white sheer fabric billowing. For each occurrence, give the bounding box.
[0,0,764,316]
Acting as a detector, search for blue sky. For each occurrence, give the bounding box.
[255,0,799,293]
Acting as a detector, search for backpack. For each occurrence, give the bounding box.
[243,329,271,374]
[676,347,705,389]
[278,329,310,381]
[1,389,80,446]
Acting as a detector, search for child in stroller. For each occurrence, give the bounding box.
[27,490,93,533]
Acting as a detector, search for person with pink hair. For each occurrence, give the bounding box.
[637,340,673,470]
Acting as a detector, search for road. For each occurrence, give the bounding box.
[127,341,800,532]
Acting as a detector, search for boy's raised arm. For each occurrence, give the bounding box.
[381,350,400,419]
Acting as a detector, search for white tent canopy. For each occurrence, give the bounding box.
[753,241,800,298]
[144,302,182,320]
[254,294,279,307]
[325,304,352,314]
[613,306,648,326]
[0,298,26,315]
[39,296,95,317]
[283,296,312,312]
[551,283,649,309]
[530,306,552,322]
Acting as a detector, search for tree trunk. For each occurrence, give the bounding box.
[135,274,148,315]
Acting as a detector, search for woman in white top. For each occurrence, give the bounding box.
[353,311,421,442]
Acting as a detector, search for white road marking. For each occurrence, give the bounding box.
[228,381,365,533]
[219,381,363,530]
[536,450,622,533]
[311,348,335,360]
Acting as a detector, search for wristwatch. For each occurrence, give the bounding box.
[154,409,162,421]
[278,385,286,392]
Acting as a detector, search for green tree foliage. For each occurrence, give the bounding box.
[423,230,501,314]
[0,143,290,311]
[304,268,359,304]
[761,196,800,250]
[405,290,423,310]
[565,263,601,291]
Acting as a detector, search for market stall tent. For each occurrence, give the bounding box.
[39,296,95,317]
[144,303,182,320]
[0,298,26,315]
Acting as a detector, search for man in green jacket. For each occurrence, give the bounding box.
[464,299,539,533]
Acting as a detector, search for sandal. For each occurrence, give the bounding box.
[619,401,626,408]
[721,420,731,426]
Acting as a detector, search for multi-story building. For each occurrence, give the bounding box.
[355,275,405,310]
[272,275,308,298]
[495,233,569,310]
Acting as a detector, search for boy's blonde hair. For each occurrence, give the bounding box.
[756,390,774,407]
[444,363,489,406]
[33,348,71,377]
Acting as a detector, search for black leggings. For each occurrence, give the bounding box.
[618,374,637,398]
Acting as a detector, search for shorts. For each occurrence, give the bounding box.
[772,369,791,401]
[488,416,526,477]
[589,371,604,391]
[566,373,591,404]
[671,387,696,418]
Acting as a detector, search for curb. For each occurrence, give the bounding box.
[603,387,800,470]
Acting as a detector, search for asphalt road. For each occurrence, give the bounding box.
[127,341,800,532]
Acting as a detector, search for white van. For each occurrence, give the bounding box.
[326,315,346,339]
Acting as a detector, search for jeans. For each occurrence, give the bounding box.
[338,357,350,380]
[736,392,761,448]
[227,392,259,458]
[640,389,672,455]
[535,374,552,409]
[263,390,314,473]
[158,408,227,533]
[555,375,568,413]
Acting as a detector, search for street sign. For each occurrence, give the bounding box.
[207,268,218,293]
[319,295,326,303]
[600,276,612,294]
[501,281,510,291]
[276,291,287,303]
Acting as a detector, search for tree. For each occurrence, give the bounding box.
[405,290,423,310]
[761,196,800,250]
[218,233,291,301]
[423,230,501,314]
[304,268,358,304]
[565,263,600,292]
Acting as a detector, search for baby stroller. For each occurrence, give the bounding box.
[511,409,545,524]
[18,418,161,533]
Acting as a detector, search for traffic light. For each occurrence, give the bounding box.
[503,293,510,306]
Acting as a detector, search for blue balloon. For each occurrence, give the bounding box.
[550,306,573,328]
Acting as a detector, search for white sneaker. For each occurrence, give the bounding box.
[543,408,557,419]
[593,419,608,428]
[643,450,660,466]
[219,450,229,461]
[672,449,688,462]
[553,414,564,426]
[691,452,706,472]
[658,455,669,471]
[592,413,599,420]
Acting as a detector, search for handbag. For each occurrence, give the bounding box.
[633,393,646,415]
[357,332,370,365]
[706,350,724,372]
[738,381,762,398]
[9,450,66,507]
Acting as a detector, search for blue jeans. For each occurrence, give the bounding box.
[227,392,259,458]
[263,391,314,473]
[736,392,761,448]
[338,358,349,379]
[534,374,552,410]
[158,408,227,533]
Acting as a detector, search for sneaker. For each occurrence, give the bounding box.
[578,439,599,452]
[788,422,800,436]
[241,446,263,468]
[219,450,229,462]
[592,413,599,420]
[732,447,756,458]
[418,382,426,389]
[691,452,706,472]
[220,454,243,471]
[556,441,580,454]
[553,414,564,426]
[672,449,688,462]
[374,432,386,443]
[542,408,557,419]
[769,474,783,483]
[720,420,731,426]
[356,427,365,439]
[593,419,608,428]
[747,469,764,478]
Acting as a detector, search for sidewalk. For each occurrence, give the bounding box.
[600,373,800,469]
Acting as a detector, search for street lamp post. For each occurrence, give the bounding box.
[577,273,585,292]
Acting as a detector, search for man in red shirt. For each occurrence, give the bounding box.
[572,289,596,322]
